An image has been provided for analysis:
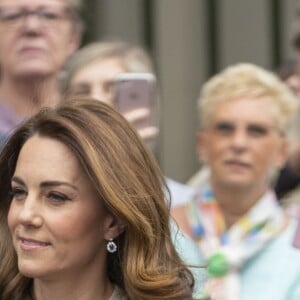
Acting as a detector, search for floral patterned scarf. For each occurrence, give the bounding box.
[186,186,288,300]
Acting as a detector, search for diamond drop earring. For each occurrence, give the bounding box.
[106,238,117,253]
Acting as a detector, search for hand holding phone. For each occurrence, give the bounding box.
[123,108,158,140]
[114,73,158,147]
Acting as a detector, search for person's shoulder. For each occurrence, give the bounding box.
[0,100,24,135]
[170,221,206,299]
[170,221,202,262]
[241,218,300,300]
[262,217,300,258]
[165,177,196,207]
[244,217,300,273]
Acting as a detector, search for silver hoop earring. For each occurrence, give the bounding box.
[106,238,117,253]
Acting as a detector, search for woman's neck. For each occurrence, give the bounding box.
[0,74,61,117]
[33,272,114,300]
[211,180,268,228]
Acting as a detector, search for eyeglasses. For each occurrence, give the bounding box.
[0,5,73,28]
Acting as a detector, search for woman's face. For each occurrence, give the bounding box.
[69,57,126,105]
[198,97,287,190]
[0,0,80,78]
[8,135,113,280]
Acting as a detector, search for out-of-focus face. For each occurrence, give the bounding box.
[198,97,287,191]
[0,0,79,79]
[8,135,112,280]
[69,57,126,105]
[69,57,159,149]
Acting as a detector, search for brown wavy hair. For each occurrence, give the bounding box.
[0,97,194,300]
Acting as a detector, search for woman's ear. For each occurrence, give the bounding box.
[103,214,126,240]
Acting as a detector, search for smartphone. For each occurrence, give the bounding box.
[113,72,157,130]
[292,219,300,249]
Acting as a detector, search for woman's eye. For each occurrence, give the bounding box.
[214,122,234,135]
[248,125,268,137]
[9,187,27,200]
[69,85,90,97]
[47,192,70,203]
[40,11,60,21]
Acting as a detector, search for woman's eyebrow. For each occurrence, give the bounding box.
[40,181,78,191]
[11,177,78,191]
[11,176,25,185]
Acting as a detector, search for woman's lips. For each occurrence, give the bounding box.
[19,237,51,251]
[19,47,45,56]
[224,160,251,169]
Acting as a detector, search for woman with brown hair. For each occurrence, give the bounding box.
[0,97,194,300]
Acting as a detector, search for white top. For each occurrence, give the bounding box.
[165,177,195,207]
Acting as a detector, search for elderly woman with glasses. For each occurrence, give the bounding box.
[0,0,82,146]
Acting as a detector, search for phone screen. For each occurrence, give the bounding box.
[113,72,157,130]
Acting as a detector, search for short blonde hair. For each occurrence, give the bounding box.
[198,63,299,134]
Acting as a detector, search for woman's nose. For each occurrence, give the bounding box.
[17,196,43,227]
[20,12,44,36]
[231,129,248,150]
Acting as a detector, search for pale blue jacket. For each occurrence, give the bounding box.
[240,219,300,300]
[171,222,206,299]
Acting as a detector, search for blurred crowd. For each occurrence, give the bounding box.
[1,1,300,300]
